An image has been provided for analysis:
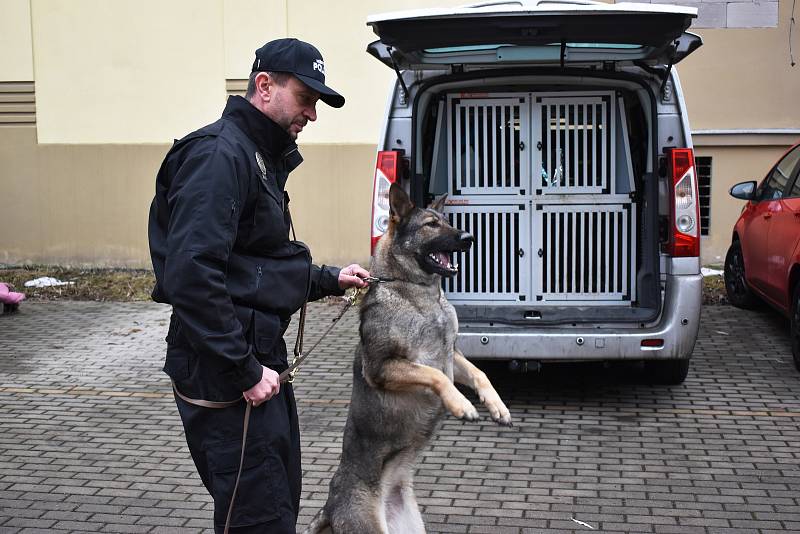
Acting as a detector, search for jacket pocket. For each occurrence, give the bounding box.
[206,439,280,526]
[256,167,284,206]
[223,196,240,257]
[227,197,240,228]
[253,242,312,319]
[233,304,254,336]
[164,313,183,345]
[251,311,282,359]
[163,344,192,382]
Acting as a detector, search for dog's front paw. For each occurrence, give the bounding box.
[457,402,481,422]
[479,388,513,426]
[442,388,480,422]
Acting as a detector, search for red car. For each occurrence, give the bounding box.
[724,142,800,370]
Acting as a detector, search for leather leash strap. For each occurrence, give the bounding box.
[284,285,365,383]
[171,382,250,534]
[170,290,360,534]
[171,205,374,532]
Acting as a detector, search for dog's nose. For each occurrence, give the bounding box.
[458,232,474,248]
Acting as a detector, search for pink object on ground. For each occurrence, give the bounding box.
[0,283,25,305]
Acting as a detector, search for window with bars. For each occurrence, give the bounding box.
[695,156,712,236]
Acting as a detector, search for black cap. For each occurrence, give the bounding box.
[252,38,345,108]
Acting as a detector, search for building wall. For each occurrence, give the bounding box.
[0,0,33,82]
[679,0,800,263]
[0,0,797,268]
[678,0,799,130]
[694,137,797,265]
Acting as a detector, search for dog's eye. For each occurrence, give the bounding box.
[425,220,439,227]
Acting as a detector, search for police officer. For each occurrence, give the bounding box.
[148,38,369,533]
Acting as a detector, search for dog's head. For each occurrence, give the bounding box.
[377,183,473,279]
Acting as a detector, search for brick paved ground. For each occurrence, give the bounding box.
[0,301,799,533]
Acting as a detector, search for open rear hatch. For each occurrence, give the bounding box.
[366,0,703,326]
[367,0,701,70]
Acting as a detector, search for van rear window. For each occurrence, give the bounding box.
[425,43,643,53]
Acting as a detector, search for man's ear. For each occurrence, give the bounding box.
[389,183,414,222]
[256,72,272,101]
[429,193,448,213]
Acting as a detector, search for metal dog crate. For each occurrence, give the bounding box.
[443,202,530,302]
[450,96,529,196]
[441,91,637,305]
[537,94,613,194]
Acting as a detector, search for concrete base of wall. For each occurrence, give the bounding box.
[0,125,376,268]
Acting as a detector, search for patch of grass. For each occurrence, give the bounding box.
[0,265,731,305]
[0,265,155,302]
[703,275,727,306]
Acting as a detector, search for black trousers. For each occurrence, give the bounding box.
[174,381,301,533]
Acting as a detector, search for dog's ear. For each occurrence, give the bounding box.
[389,183,414,222]
[429,193,448,213]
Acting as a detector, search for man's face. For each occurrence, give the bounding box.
[265,75,319,140]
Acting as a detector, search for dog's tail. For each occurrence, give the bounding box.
[302,508,332,534]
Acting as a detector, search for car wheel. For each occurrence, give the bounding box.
[792,283,800,372]
[643,359,690,385]
[724,241,760,309]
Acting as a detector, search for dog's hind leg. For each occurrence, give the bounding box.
[382,453,425,534]
[453,350,512,425]
[302,513,331,534]
[330,486,389,534]
[385,482,425,534]
[302,508,332,534]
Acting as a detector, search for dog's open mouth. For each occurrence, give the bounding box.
[423,250,460,276]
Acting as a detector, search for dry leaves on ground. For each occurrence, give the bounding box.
[1,265,730,304]
[0,266,155,302]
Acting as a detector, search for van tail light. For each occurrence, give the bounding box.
[665,148,700,257]
[371,151,399,255]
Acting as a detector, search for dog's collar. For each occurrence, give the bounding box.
[365,275,443,287]
[364,276,397,284]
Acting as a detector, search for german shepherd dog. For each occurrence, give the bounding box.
[304,183,512,534]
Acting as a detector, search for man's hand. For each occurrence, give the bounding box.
[243,366,280,406]
[339,264,371,289]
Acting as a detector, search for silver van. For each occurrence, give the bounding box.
[366,0,703,384]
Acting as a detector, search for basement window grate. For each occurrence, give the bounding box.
[695,156,711,236]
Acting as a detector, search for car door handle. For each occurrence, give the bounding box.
[795,212,800,219]
[763,213,772,219]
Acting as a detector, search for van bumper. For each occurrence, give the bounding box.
[456,274,702,361]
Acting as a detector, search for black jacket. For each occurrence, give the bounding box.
[148,96,343,400]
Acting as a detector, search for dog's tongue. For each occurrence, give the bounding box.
[436,252,450,267]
